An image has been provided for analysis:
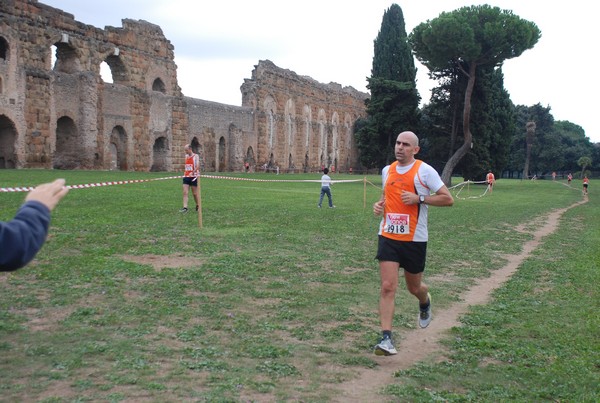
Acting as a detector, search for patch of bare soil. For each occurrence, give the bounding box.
[333,199,588,402]
[120,254,204,270]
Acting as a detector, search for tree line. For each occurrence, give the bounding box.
[355,4,598,184]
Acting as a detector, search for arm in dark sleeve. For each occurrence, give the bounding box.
[0,201,51,271]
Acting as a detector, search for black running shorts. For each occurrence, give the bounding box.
[183,177,198,187]
[376,235,427,274]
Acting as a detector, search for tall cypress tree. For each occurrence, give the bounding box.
[355,4,420,169]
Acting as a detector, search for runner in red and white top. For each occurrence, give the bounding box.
[486,170,495,194]
[180,144,200,213]
[582,175,589,195]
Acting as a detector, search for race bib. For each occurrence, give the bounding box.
[384,213,410,235]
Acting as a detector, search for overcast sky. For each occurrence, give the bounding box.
[41,0,599,142]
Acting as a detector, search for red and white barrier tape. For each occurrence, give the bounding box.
[1,175,363,193]
[201,175,362,184]
[0,176,182,193]
[449,180,490,199]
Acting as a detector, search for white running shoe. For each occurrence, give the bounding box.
[419,293,432,328]
[374,335,397,356]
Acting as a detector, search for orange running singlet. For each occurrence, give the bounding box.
[380,160,423,242]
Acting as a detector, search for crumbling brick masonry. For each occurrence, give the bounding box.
[0,0,368,173]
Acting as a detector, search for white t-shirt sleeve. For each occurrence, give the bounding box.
[381,165,391,188]
[418,162,445,193]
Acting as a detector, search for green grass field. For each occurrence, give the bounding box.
[0,170,598,402]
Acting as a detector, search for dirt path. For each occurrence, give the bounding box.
[333,198,588,402]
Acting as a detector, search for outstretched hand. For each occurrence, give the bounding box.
[25,179,69,211]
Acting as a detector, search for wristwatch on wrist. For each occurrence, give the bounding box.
[419,195,426,204]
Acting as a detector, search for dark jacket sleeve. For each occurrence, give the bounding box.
[0,201,51,271]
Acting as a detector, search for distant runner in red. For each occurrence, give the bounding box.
[180,144,200,213]
[486,170,495,194]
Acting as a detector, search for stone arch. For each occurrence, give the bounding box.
[51,40,81,74]
[146,61,172,95]
[284,98,295,166]
[218,136,226,172]
[190,137,200,152]
[302,105,312,149]
[245,146,255,169]
[343,113,354,171]
[152,77,166,93]
[268,153,274,168]
[263,95,277,150]
[304,152,309,173]
[302,105,312,171]
[103,54,128,85]
[151,136,168,171]
[190,136,201,154]
[331,112,340,170]
[109,125,128,170]
[228,123,244,171]
[53,116,82,169]
[317,108,327,167]
[190,136,204,170]
[202,128,216,171]
[0,115,17,168]
[0,36,8,60]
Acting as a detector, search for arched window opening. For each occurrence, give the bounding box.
[245,146,255,171]
[268,110,274,148]
[304,115,310,148]
[54,116,82,169]
[103,54,128,85]
[50,45,57,70]
[304,152,309,173]
[100,61,113,83]
[51,42,80,74]
[190,137,204,170]
[151,137,168,171]
[190,137,200,153]
[287,112,293,146]
[0,115,17,168]
[319,122,326,166]
[110,125,128,170]
[0,36,8,60]
[218,136,226,172]
[152,78,166,93]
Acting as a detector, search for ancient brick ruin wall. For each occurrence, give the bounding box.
[241,60,367,172]
[186,99,255,172]
[0,0,186,171]
[0,0,367,173]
